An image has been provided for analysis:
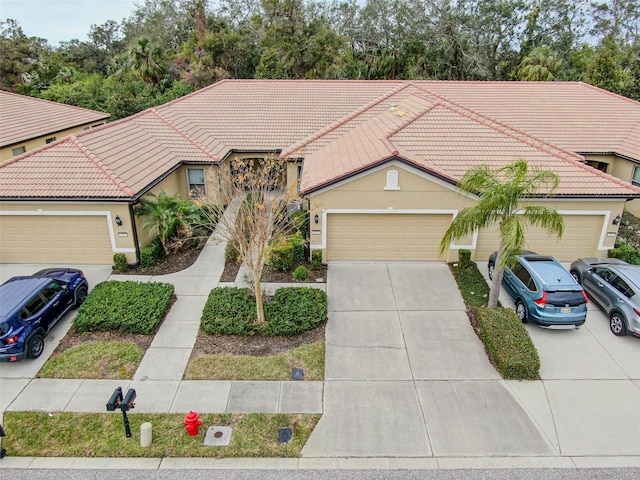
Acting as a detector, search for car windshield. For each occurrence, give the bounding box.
[547,290,585,307]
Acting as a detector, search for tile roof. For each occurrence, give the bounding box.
[1,80,639,200]
[0,90,110,148]
[299,87,640,197]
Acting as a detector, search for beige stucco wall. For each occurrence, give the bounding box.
[582,153,640,216]
[307,163,627,262]
[0,121,108,164]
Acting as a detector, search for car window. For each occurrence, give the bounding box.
[611,277,635,299]
[594,267,614,283]
[21,295,46,319]
[512,263,538,292]
[0,321,10,335]
[41,281,62,302]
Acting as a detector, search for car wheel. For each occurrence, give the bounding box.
[488,262,495,280]
[74,285,88,308]
[516,300,528,323]
[27,334,45,359]
[609,313,628,336]
[570,270,581,284]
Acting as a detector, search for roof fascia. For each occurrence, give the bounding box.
[0,116,110,149]
[578,151,640,165]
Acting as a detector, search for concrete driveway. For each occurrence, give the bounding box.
[302,262,554,458]
[477,262,640,457]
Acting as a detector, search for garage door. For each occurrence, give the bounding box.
[327,213,452,261]
[475,214,604,261]
[0,215,113,264]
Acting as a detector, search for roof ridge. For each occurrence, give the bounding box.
[281,82,411,157]
[69,135,135,197]
[0,90,110,118]
[385,97,440,139]
[148,108,221,161]
[411,82,585,163]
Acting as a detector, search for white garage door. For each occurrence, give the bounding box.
[327,213,452,261]
[0,215,113,264]
[475,214,604,261]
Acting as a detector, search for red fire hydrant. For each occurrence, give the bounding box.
[183,411,203,436]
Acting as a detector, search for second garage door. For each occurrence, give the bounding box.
[0,214,113,264]
[326,213,452,261]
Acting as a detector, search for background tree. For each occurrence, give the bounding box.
[514,46,562,80]
[440,160,564,309]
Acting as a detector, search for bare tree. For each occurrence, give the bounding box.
[206,155,297,323]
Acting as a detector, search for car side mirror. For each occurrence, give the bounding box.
[587,268,593,273]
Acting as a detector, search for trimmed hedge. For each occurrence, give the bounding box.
[201,287,258,335]
[262,288,327,336]
[311,250,322,270]
[448,260,540,380]
[113,253,128,272]
[609,241,640,265]
[225,241,240,263]
[267,240,294,271]
[475,307,540,380]
[200,287,327,337]
[293,266,308,280]
[74,280,174,335]
[289,233,306,263]
[140,237,163,269]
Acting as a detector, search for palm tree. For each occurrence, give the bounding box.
[128,36,166,84]
[440,160,564,308]
[515,46,562,81]
[135,191,201,255]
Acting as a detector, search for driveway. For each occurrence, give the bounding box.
[302,262,555,458]
[477,262,640,457]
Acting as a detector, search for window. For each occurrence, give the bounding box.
[187,168,206,197]
[41,282,62,302]
[21,295,46,319]
[45,136,56,144]
[611,276,635,299]
[512,263,537,291]
[584,160,608,173]
[594,267,614,283]
[633,167,640,187]
[384,170,400,190]
[11,146,26,157]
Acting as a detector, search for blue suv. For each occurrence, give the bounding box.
[488,252,588,327]
[0,268,88,362]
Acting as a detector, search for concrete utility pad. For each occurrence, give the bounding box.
[400,311,499,380]
[545,380,640,456]
[416,381,553,457]
[301,381,431,457]
[387,263,466,311]
[327,263,396,312]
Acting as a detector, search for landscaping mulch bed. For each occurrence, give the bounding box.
[118,238,207,276]
[191,325,325,357]
[261,262,327,283]
[220,260,242,282]
[52,327,154,354]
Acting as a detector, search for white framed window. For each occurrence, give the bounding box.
[187,168,206,197]
[633,167,640,187]
[11,146,26,157]
[384,170,400,190]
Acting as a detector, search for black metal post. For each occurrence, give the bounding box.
[122,411,131,438]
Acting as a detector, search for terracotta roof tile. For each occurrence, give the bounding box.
[0,90,109,147]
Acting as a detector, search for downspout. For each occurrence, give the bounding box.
[129,202,141,266]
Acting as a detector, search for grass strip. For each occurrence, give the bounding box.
[2,412,320,458]
[185,342,324,380]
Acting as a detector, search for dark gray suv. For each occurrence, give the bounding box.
[570,258,640,337]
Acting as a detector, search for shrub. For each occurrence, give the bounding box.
[448,261,491,309]
[290,210,308,236]
[267,240,294,271]
[289,233,306,262]
[293,266,308,281]
[609,241,640,265]
[475,307,540,380]
[225,241,240,263]
[201,287,257,335]
[262,288,328,336]
[311,250,323,270]
[113,254,128,272]
[140,237,162,269]
[458,249,472,268]
[74,281,174,335]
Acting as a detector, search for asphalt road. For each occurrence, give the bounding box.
[2,469,639,480]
